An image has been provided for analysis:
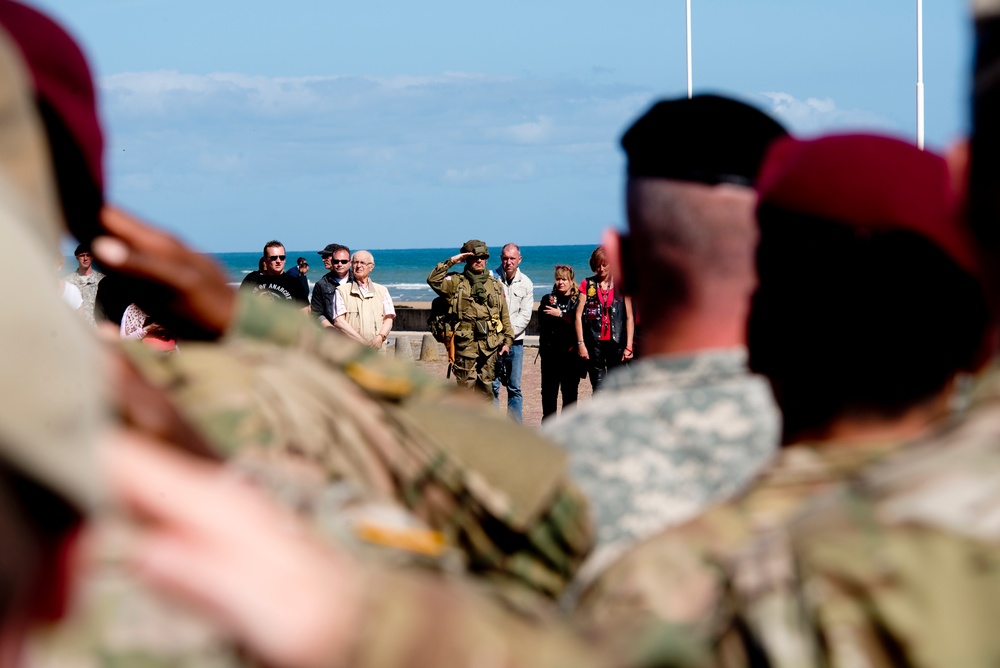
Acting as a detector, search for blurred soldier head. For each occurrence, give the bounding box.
[614,95,788,354]
[0,20,107,656]
[0,0,104,244]
[749,134,990,443]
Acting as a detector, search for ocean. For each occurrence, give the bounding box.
[213,245,598,303]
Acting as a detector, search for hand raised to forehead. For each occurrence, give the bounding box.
[93,206,235,340]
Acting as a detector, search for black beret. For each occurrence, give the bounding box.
[621,94,788,186]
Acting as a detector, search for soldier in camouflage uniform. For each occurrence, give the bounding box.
[427,240,514,397]
[65,243,104,325]
[544,96,785,584]
[571,133,992,665]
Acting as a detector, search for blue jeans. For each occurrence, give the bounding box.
[492,340,524,423]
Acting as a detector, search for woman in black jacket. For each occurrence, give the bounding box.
[538,264,582,420]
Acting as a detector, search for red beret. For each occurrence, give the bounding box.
[0,0,104,192]
[756,134,978,277]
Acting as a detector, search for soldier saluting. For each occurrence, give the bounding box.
[428,240,514,396]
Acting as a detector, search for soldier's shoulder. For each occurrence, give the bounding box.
[577,502,754,628]
[804,402,1000,543]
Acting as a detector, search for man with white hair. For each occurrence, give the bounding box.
[332,250,395,349]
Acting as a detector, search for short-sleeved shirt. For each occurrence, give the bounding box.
[331,280,396,319]
[239,271,308,304]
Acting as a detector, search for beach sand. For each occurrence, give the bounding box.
[406,344,593,427]
[392,301,592,426]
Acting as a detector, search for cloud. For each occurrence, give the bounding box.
[95,72,916,250]
[488,116,554,144]
[756,91,898,135]
[99,70,649,190]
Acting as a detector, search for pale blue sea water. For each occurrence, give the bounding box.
[213,245,598,303]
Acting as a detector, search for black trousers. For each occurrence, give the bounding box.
[584,339,624,392]
[540,350,581,420]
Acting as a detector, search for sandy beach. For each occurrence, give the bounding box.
[391,334,592,428]
[388,301,592,426]
[411,351,594,427]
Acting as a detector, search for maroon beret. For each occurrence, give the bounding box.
[0,0,104,191]
[756,134,978,277]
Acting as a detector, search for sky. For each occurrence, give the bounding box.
[35,0,971,252]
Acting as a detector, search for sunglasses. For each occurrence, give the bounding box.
[268,255,286,261]
[331,259,350,265]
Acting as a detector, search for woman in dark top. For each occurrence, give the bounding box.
[575,246,634,391]
[538,265,582,420]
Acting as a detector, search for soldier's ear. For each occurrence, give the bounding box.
[601,228,637,295]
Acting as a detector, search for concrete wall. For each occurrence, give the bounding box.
[393,304,541,335]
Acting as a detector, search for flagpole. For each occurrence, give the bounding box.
[686,0,693,98]
[916,0,924,149]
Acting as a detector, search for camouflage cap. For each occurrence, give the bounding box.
[0,27,107,513]
[460,239,489,257]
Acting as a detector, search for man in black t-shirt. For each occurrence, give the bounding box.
[239,240,308,305]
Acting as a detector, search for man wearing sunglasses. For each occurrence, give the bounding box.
[311,242,351,327]
[239,239,308,305]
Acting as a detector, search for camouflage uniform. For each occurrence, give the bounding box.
[26,293,593,666]
[65,268,105,325]
[568,367,1000,667]
[574,438,903,666]
[119,293,591,599]
[265,438,905,668]
[543,348,780,586]
[427,256,514,396]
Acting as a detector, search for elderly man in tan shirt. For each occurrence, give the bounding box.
[331,250,396,349]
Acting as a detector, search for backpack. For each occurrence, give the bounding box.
[429,273,470,344]
[428,294,457,344]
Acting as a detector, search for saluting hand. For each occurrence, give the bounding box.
[93,206,236,340]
